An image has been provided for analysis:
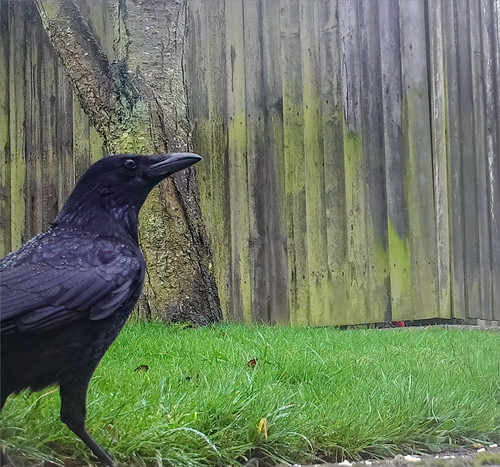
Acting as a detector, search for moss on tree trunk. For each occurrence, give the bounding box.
[35,0,221,324]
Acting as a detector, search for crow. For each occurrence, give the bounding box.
[0,152,202,466]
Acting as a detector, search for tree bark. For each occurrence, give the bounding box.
[34,0,222,324]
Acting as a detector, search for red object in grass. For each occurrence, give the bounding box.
[394,321,405,327]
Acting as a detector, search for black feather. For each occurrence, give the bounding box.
[0,152,201,465]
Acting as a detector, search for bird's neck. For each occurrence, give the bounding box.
[54,199,141,243]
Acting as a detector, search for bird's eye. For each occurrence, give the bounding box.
[124,159,137,170]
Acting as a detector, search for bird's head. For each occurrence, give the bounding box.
[54,153,202,239]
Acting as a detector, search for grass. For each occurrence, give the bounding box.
[1,322,499,466]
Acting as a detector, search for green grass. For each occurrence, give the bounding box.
[1,323,499,466]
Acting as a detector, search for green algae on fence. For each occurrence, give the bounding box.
[343,130,370,324]
[387,219,413,317]
[301,2,330,327]
[227,113,252,324]
[281,1,309,326]
[7,2,27,252]
[193,119,232,321]
[3,0,500,326]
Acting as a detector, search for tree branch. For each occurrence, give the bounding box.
[35,0,115,115]
[34,0,148,152]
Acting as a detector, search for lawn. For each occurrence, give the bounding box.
[1,322,499,466]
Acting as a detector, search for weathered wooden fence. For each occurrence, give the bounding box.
[0,1,106,255]
[1,0,499,326]
[187,0,500,325]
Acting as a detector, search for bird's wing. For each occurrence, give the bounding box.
[0,238,144,334]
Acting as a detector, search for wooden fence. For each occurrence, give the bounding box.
[1,0,499,325]
[186,0,500,325]
[0,1,106,255]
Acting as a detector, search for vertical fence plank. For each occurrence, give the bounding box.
[244,0,269,322]
[187,0,232,319]
[56,66,75,212]
[31,8,48,236]
[187,0,230,320]
[379,0,409,319]
[442,0,465,319]
[456,1,481,318]
[25,2,38,240]
[225,0,252,322]
[259,0,289,324]
[300,0,330,325]
[0,1,11,257]
[489,0,500,319]
[317,0,349,324]
[398,1,439,320]
[358,0,390,323]
[428,0,451,318]
[40,37,59,227]
[470,0,492,320]
[72,94,91,181]
[9,1,27,249]
[338,0,369,323]
[280,0,309,325]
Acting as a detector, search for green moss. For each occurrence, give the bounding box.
[400,86,441,320]
[303,93,329,326]
[193,119,232,320]
[193,112,250,323]
[36,0,62,21]
[343,130,369,323]
[371,227,391,322]
[282,101,308,326]
[343,130,362,164]
[388,218,413,320]
[226,113,252,323]
[110,100,155,154]
[227,113,247,151]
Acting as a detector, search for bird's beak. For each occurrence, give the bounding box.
[147,153,203,178]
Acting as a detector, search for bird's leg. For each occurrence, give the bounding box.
[0,449,14,467]
[59,381,115,466]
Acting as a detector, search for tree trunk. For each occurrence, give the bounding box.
[34,0,221,324]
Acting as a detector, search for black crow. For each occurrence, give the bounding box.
[0,153,202,466]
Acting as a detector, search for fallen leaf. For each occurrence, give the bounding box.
[257,417,268,439]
